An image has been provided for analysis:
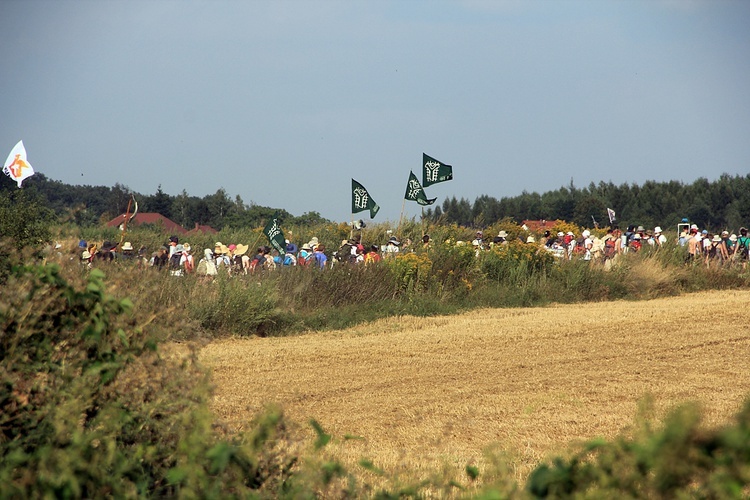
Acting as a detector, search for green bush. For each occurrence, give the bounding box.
[479,242,555,284]
[0,264,298,497]
[425,242,478,299]
[521,397,750,498]
[187,273,284,336]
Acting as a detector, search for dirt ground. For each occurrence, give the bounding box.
[199,290,750,483]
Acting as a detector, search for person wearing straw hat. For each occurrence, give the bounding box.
[214,242,231,270]
[298,243,313,266]
[233,243,249,274]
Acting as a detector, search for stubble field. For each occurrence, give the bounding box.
[200,290,750,484]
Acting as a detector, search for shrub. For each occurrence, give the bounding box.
[276,261,399,309]
[0,263,298,497]
[480,241,555,284]
[187,273,283,336]
[522,398,750,498]
[426,242,478,298]
[384,252,433,295]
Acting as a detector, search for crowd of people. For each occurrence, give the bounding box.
[502,224,750,268]
[72,223,750,275]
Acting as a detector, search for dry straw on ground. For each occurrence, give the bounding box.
[200,290,750,484]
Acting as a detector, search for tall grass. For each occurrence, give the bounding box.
[5,260,750,497]
[29,231,750,341]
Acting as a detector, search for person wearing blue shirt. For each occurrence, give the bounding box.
[313,244,328,269]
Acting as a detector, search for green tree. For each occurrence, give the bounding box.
[0,189,55,279]
[144,185,173,219]
[205,188,233,229]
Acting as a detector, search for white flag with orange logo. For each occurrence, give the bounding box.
[3,140,36,188]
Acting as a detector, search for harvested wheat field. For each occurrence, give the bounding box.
[200,290,750,483]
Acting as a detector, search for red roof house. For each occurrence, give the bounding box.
[106,213,188,235]
[187,222,219,235]
[521,219,558,232]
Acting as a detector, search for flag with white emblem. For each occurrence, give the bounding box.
[422,153,453,187]
[404,171,436,206]
[352,179,380,218]
[263,212,287,256]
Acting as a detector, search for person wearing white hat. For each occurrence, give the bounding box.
[121,241,135,261]
[581,230,593,261]
[491,231,509,247]
[653,227,667,246]
[704,234,728,268]
[81,250,92,269]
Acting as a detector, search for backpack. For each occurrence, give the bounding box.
[168,252,184,276]
[169,252,182,270]
[335,244,354,264]
[573,237,586,255]
[603,238,616,258]
[738,236,750,257]
[196,259,207,275]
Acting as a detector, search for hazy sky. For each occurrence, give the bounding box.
[2,0,749,222]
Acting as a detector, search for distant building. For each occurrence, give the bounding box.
[188,222,219,235]
[521,219,558,233]
[106,213,216,235]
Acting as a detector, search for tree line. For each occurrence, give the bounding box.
[2,172,748,232]
[426,174,750,232]
[0,174,329,230]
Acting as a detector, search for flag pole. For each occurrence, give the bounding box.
[421,206,425,239]
[397,198,406,235]
[249,231,263,254]
[118,194,136,250]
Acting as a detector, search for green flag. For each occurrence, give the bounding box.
[422,153,453,187]
[351,179,380,218]
[404,171,436,206]
[263,213,286,256]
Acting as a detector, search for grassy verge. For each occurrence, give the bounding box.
[28,238,749,342]
[4,262,750,497]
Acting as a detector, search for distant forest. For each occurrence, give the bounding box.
[0,173,329,231]
[2,173,749,232]
[425,175,750,232]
